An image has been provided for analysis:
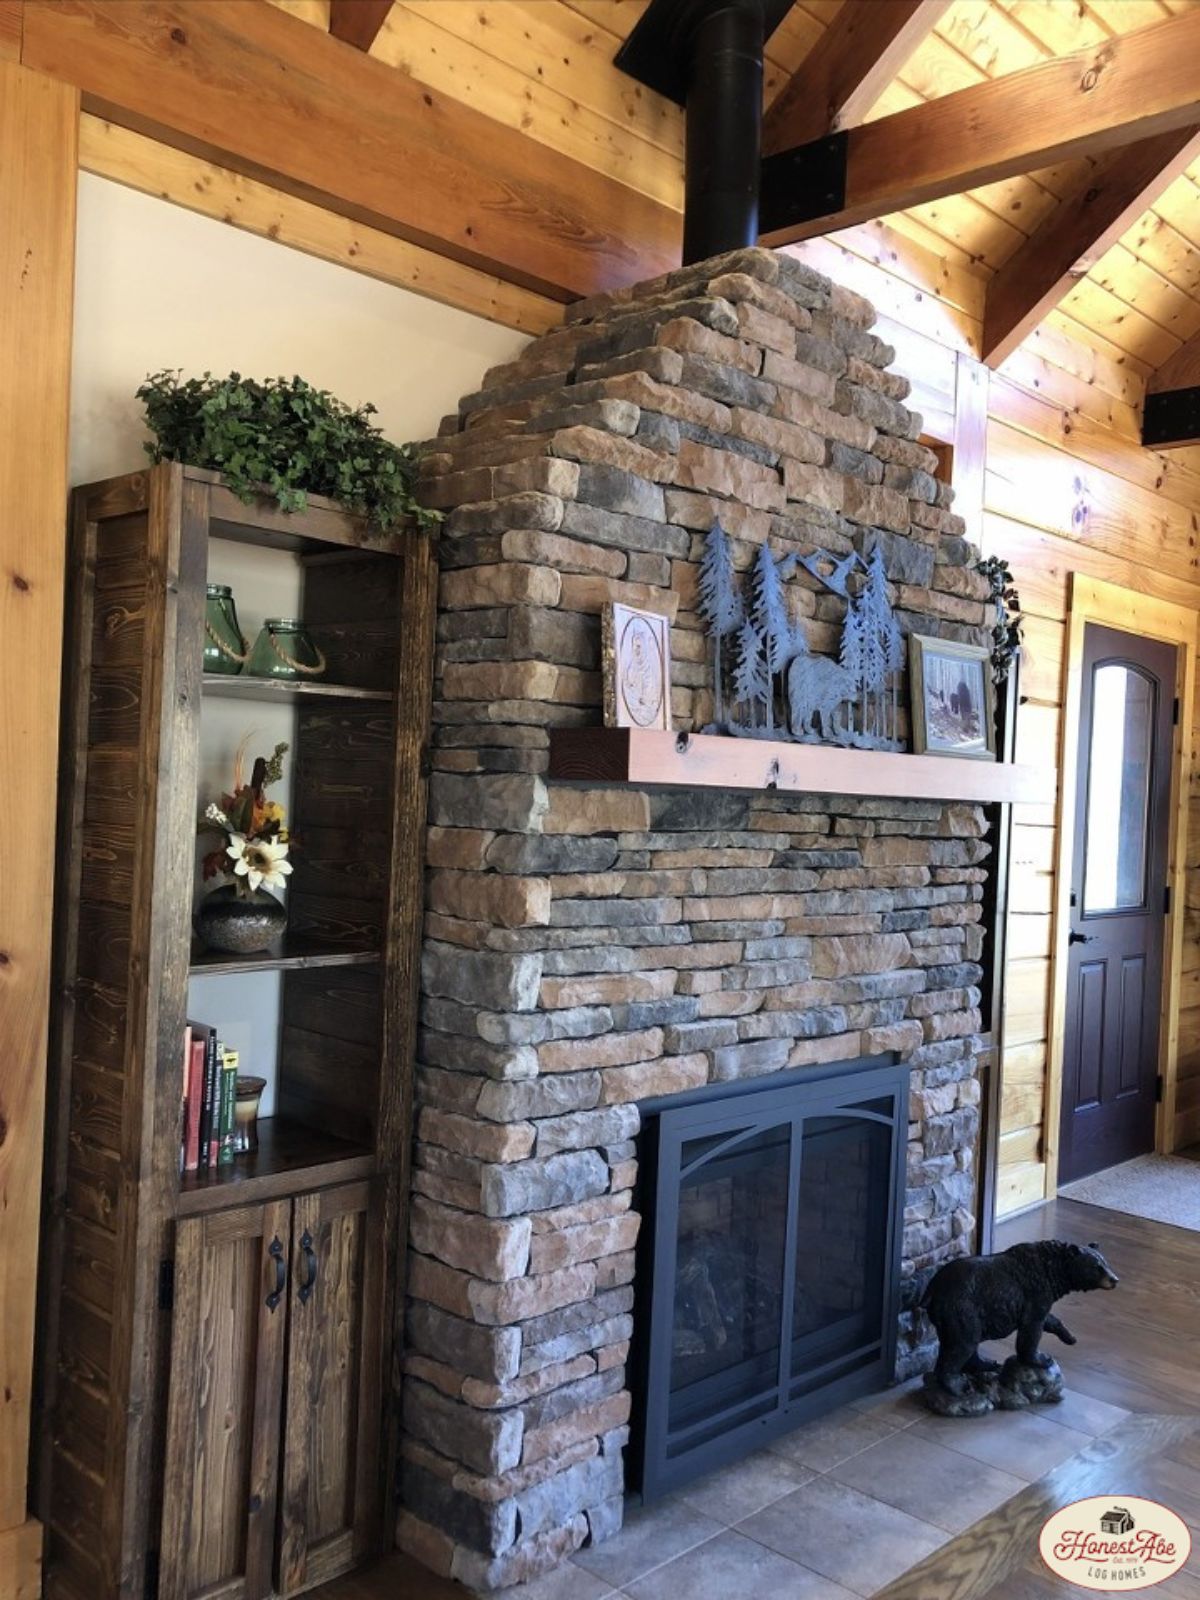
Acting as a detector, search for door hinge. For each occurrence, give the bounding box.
[158,1257,174,1312]
[1164,884,1172,916]
[144,1548,161,1600]
[1156,1074,1165,1104]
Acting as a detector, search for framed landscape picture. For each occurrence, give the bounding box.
[909,634,996,760]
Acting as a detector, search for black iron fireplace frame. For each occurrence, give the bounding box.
[630,1054,910,1501]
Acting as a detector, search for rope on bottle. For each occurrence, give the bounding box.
[268,630,327,676]
[205,616,249,663]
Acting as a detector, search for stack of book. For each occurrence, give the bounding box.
[182,1021,240,1173]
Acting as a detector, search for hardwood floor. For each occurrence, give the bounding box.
[311,1197,1200,1600]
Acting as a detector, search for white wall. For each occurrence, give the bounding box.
[70,172,527,485]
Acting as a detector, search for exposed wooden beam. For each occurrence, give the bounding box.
[1143,332,1200,448]
[21,0,680,302]
[760,9,1200,248]
[0,55,77,1598]
[329,0,391,53]
[982,127,1200,369]
[1150,332,1200,396]
[763,0,951,156]
[0,1,22,62]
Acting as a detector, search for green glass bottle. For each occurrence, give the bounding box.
[245,618,327,681]
[203,584,247,675]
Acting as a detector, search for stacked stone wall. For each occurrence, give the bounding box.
[399,247,994,1591]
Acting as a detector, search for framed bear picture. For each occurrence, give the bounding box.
[602,602,672,731]
[909,634,996,760]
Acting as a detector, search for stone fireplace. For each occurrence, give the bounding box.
[398,246,993,1591]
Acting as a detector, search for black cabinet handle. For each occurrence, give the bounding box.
[266,1235,286,1311]
[298,1229,318,1305]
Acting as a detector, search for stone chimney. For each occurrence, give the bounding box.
[398,246,993,1590]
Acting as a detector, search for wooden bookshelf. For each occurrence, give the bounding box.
[38,464,436,1600]
[202,672,394,703]
[178,1118,375,1216]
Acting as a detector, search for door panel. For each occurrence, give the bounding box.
[159,1200,290,1600]
[278,1180,383,1596]
[1060,624,1174,1183]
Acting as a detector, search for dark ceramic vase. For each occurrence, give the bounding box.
[195,884,287,954]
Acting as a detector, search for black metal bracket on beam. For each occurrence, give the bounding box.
[1143,386,1200,449]
[759,131,849,237]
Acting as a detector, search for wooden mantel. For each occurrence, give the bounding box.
[548,728,1055,807]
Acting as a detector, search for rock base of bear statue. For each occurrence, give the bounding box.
[921,1355,1065,1417]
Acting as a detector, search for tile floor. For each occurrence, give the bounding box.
[506,1379,1132,1600]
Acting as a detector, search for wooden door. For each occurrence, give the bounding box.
[1059,624,1176,1184]
[159,1200,291,1600]
[278,1180,383,1595]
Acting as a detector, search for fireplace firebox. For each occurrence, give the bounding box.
[631,1056,910,1500]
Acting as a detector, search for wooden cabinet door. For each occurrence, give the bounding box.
[278,1180,383,1596]
[159,1201,291,1600]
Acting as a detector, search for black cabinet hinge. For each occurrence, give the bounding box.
[144,1548,161,1600]
[1156,1074,1165,1104]
[158,1258,174,1312]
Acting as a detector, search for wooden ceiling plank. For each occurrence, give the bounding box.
[1149,330,1200,393]
[981,127,1200,368]
[760,8,1200,248]
[373,4,683,206]
[19,0,679,302]
[763,0,951,155]
[328,0,391,52]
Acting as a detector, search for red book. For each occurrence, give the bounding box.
[184,1036,205,1171]
[179,1024,192,1171]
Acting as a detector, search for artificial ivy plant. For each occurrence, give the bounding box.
[976,554,1023,683]
[136,370,439,531]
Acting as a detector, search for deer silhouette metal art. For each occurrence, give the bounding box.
[698,523,903,751]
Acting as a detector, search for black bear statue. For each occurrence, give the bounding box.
[919,1239,1118,1417]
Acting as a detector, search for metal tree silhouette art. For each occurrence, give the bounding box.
[703,535,903,750]
[697,522,743,729]
[750,539,797,736]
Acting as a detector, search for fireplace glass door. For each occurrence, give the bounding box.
[635,1058,907,1500]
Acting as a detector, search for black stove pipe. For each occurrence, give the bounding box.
[681,0,765,264]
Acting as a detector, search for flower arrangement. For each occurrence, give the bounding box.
[201,738,294,898]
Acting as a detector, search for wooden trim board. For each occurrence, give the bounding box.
[548,727,1055,806]
[1042,575,1198,1200]
[0,57,77,1586]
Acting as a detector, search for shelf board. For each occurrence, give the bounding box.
[202,673,393,704]
[178,1116,374,1215]
[548,728,1057,806]
[189,934,381,977]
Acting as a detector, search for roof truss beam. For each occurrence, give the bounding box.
[329,0,392,54]
[759,9,1200,247]
[1144,333,1200,448]
[981,127,1200,369]
[763,0,951,156]
[19,0,678,302]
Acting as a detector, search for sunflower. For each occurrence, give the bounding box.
[225,833,293,894]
